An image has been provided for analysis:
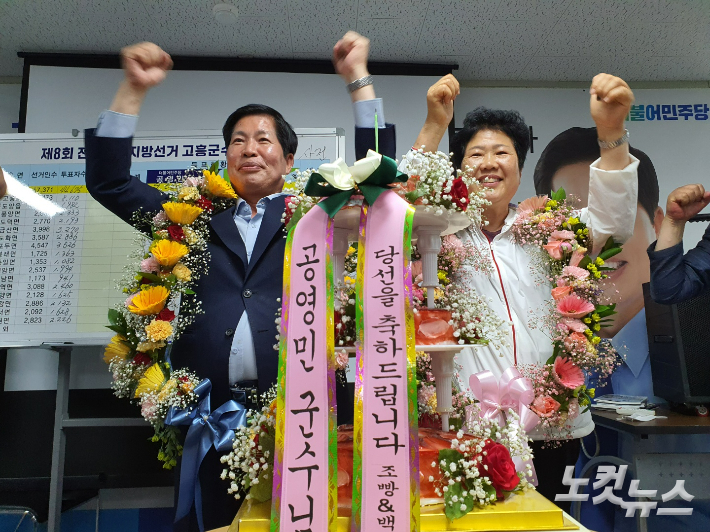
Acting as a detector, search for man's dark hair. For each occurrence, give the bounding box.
[533,127,659,221]
[450,106,530,171]
[222,104,298,158]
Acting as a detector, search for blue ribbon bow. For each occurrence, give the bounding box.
[165,379,247,531]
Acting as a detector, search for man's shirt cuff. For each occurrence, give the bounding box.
[354,98,386,129]
[95,110,138,138]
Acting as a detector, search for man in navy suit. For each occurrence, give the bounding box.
[85,32,396,531]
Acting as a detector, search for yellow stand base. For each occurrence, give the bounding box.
[228,490,579,531]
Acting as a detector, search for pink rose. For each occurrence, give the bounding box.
[564,331,588,351]
[551,285,572,300]
[557,294,595,318]
[543,241,564,260]
[531,395,561,418]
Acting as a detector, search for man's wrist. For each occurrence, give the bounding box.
[341,67,370,84]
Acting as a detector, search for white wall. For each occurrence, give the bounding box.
[25,66,445,164]
[0,83,21,133]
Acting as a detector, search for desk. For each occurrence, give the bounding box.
[583,407,710,531]
[592,406,710,435]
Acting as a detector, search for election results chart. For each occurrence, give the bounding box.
[0,129,344,346]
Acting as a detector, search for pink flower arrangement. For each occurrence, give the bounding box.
[512,190,623,438]
[517,195,548,214]
[551,285,572,300]
[531,395,561,418]
[560,318,587,333]
[557,294,595,318]
[562,265,590,280]
[543,240,565,260]
[140,257,160,274]
[553,356,585,389]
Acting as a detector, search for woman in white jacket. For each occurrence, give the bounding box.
[403,73,639,510]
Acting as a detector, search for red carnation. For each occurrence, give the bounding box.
[157,308,175,322]
[480,439,520,499]
[168,225,185,242]
[449,177,469,212]
[133,353,152,366]
[195,196,213,212]
[140,277,153,285]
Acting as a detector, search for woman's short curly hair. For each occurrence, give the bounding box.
[451,106,530,171]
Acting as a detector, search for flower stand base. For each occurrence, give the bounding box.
[228,489,579,531]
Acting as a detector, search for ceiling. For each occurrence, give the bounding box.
[1,0,709,84]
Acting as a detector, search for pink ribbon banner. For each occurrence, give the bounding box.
[271,205,337,532]
[354,190,419,532]
[467,367,539,484]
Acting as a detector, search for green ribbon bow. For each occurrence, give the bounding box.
[304,150,408,218]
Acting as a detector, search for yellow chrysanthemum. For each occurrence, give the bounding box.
[172,263,192,282]
[177,186,200,201]
[137,340,166,352]
[162,202,203,225]
[151,240,189,267]
[203,169,238,199]
[103,335,132,364]
[145,319,174,342]
[127,285,170,315]
[135,363,165,398]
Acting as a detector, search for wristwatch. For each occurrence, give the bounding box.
[346,75,374,94]
[597,129,629,150]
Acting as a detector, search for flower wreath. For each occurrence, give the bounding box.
[102,163,239,469]
[511,188,622,437]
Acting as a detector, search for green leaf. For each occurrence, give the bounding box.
[551,188,566,202]
[578,256,592,269]
[443,481,475,521]
[599,247,622,260]
[209,161,220,175]
[183,289,195,295]
[139,272,162,283]
[602,236,618,252]
[438,448,464,466]
[546,342,562,365]
[249,466,274,502]
[108,308,122,327]
[106,324,127,335]
[482,482,497,501]
[404,189,425,204]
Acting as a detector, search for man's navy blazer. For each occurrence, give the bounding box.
[84,124,396,413]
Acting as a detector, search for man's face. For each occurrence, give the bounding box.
[226,114,294,202]
[551,163,662,337]
[462,129,521,209]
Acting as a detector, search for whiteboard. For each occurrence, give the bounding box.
[0,128,344,347]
